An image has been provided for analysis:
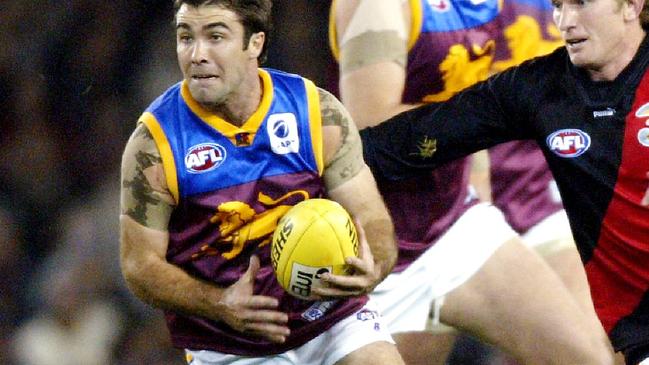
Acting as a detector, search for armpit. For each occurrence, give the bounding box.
[120,123,174,230]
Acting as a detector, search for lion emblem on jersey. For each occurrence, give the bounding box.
[192,190,310,260]
[492,15,563,72]
[423,40,495,102]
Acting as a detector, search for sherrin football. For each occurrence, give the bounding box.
[271,198,359,300]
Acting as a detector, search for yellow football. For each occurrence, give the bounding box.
[271,198,359,300]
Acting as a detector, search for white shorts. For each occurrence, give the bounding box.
[184,299,394,365]
[370,203,517,334]
[522,209,575,256]
[640,358,649,365]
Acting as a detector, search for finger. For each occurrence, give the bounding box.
[344,256,371,275]
[242,324,289,344]
[242,308,289,324]
[243,295,281,310]
[244,321,291,336]
[311,285,364,299]
[318,273,367,291]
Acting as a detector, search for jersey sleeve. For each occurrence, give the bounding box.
[360,65,538,181]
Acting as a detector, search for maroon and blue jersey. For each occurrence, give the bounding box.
[330,0,500,271]
[360,38,649,359]
[488,0,564,233]
[140,68,367,355]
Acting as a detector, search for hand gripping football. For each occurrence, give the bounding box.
[271,199,359,300]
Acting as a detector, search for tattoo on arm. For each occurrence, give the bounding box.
[120,123,174,230]
[319,88,365,190]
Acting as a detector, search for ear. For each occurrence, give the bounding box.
[248,32,265,59]
[623,0,645,21]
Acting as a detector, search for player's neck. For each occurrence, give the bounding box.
[209,70,263,127]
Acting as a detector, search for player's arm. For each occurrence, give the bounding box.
[334,0,419,129]
[359,66,534,182]
[313,88,397,298]
[119,123,289,342]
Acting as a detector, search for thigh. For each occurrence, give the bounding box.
[185,350,292,365]
[523,210,605,335]
[441,238,613,364]
[371,203,514,333]
[335,341,404,365]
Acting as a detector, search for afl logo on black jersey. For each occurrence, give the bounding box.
[184,143,226,173]
[546,129,591,158]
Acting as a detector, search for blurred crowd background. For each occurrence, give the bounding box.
[0,1,498,364]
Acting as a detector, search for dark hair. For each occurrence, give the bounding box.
[641,1,649,30]
[173,0,273,63]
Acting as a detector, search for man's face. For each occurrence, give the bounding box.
[553,0,629,70]
[175,4,261,107]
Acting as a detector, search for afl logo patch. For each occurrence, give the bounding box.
[185,143,226,173]
[546,129,591,158]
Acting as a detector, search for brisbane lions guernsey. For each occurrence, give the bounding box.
[488,0,565,234]
[330,0,500,271]
[360,37,649,353]
[139,68,367,355]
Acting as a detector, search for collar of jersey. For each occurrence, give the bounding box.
[180,69,273,145]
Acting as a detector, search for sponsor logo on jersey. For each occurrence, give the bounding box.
[635,102,649,118]
[301,300,337,321]
[356,308,379,321]
[546,129,591,158]
[267,113,299,155]
[593,108,615,118]
[638,128,649,147]
[428,0,450,12]
[185,143,226,173]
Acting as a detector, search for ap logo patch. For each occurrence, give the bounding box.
[267,113,299,155]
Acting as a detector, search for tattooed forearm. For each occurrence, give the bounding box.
[318,88,365,190]
[120,123,174,230]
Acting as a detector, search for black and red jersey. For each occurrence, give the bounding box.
[360,37,649,355]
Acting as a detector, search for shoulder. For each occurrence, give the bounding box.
[487,47,568,96]
[316,87,366,190]
[120,123,175,230]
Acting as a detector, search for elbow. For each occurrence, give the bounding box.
[119,246,156,306]
[120,252,146,300]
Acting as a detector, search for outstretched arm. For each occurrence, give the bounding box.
[119,123,289,343]
[312,88,397,298]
